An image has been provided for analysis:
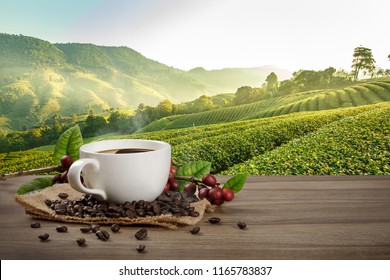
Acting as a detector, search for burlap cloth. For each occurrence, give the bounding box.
[15,183,215,229]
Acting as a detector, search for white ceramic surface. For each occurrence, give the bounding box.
[67,139,171,203]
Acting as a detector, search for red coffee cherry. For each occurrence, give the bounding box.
[60,155,73,169]
[208,187,223,200]
[198,187,209,200]
[202,174,217,187]
[184,183,197,195]
[222,188,234,201]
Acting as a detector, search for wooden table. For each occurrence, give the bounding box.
[1,175,389,260]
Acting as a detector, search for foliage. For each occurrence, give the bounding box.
[225,104,390,175]
[176,161,211,191]
[278,67,352,95]
[0,33,272,132]
[139,79,390,132]
[0,151,54,174]
[265,72,278,95]
[16,177,53,195]
[0,33,66,67]
[351,46,376,80]
[53,125,83,165]
[222,174,248,193]
[1,103,389,176]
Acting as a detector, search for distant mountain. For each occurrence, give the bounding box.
[188,66,291,92]
[0,33,291,131]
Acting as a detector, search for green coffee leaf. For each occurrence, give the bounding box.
[176,161,211,191]
[16,177,53,195]
[53,125,83,165]
[176,160,211,178]
[222,174,248,193]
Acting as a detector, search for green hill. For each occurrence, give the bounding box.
[225,103,390,175]
[1,102,389,176]
[0,33,286,131]
[137,78,390,133]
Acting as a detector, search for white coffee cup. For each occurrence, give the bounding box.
[67,139,171,204]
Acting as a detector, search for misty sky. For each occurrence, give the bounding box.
[1,0,389,72]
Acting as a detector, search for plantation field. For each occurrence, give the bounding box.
[1,102,389,176]
[137,79,390,133]
[224,103,390,175]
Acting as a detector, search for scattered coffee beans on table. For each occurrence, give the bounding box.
[237,221,247,230]
[110,223,120,233]
[38,233,49,241]
[135,228,148,240]
[76,237,86,246]
[31,222,41,228]
[189,226,200,234]
[56,225,68,232]
[96,229,110,241]
[91,224,100,233]
[80,226,91,233]
[136,245,146,253]
[208,217,221,224]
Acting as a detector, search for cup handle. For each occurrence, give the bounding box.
[67,158,107,200]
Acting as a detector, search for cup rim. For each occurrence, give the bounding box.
[79,139,170,155]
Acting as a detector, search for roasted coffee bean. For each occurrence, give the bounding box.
[189,226,200,234]
[56,225,68,232]
[145,203,153,212]
[152,204,161,215]
[137,200,145,207]
[136,245,146,253]
[58,192,68,199]
[135,228,148,240]
[91,224,100,233]
[106,212,121,218]
[55,209,67,215]
[190,211,200,217]
[66,205,76,216]
[125,210,136,218]
[136,208,145,217]
[145,211,154,216]
[80,226,91,233]
[96,229,110,241]
[31,222,41,228]
[237,221,247,230]
[38,233,49,241]
[110,223,120,233]
[98,203,108,211]
[44,199,52,207]
[76,237,86,246]
[123,201,133,210]
[208,217,221,224]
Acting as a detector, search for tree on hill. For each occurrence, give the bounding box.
[82,114,108,137]
[351,46,376,80]
[233,86,266,105]
[152,99,173,119]
[265,72,278,96]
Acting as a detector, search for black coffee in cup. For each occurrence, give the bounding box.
[98,148,154,154]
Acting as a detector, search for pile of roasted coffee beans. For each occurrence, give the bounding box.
[44,190,200,219]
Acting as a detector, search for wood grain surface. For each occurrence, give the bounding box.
[1,175,389,260]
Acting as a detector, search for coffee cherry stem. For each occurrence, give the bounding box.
[174,175,220,187]
[0,165,63,180]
